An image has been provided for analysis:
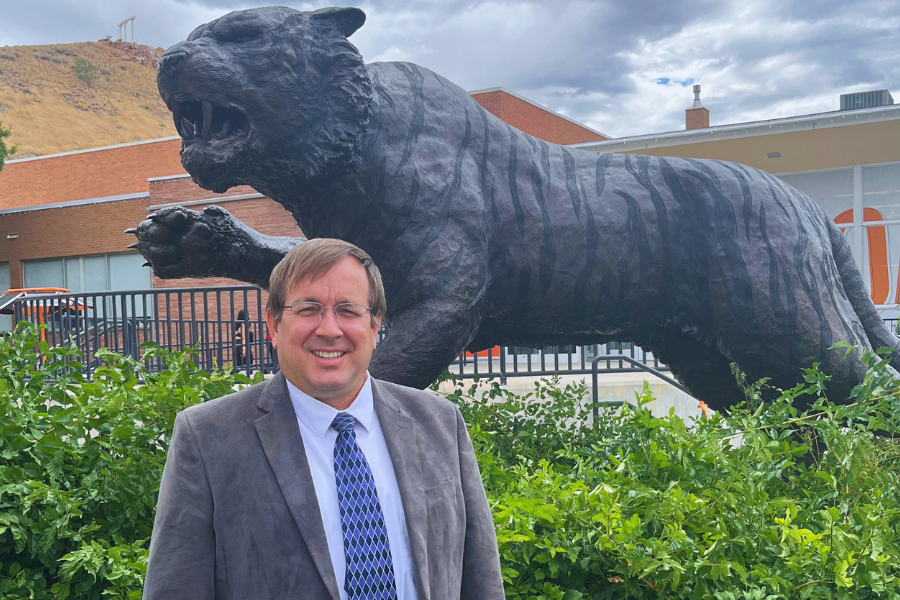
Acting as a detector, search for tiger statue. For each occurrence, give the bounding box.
[130,6,899,411]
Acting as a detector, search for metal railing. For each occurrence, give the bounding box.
[445,343,667,382]
[10,286,275,377]
[591,355,693,416]
[8,286,674,382]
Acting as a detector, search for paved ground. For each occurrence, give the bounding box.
[435,370,706,421]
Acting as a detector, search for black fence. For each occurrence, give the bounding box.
[8,286,273,377]
[6,286,676,383]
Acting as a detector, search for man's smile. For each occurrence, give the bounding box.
[311,350,348,359]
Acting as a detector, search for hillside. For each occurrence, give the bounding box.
[0,40,177,157]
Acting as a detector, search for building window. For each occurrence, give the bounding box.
[779,168,853,221]
[23,253,150,293]
[23,259,65,290]
[22,253,152,317]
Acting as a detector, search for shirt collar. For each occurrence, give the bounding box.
[286,374,374,437]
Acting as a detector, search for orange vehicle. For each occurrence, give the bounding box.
[0,288,92,342]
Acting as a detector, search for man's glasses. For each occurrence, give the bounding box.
[284,301,372,324]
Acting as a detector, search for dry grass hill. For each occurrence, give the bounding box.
[0,40,177,158]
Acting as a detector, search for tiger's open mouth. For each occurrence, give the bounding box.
[171,98,249,145]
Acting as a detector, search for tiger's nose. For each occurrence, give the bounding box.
[159,51,189,77]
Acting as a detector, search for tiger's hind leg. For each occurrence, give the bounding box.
[639,328,745,413]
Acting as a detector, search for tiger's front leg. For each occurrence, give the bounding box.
[127,205,305,289]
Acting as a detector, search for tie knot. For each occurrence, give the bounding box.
[331,412,356,435]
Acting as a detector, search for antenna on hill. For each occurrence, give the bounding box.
[117,16,136,43]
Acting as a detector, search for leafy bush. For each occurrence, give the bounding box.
[72,58,96,86]
[444,358,900,599]
[0,323,259,599]
[2,322,899,598]
[0,113,15,173]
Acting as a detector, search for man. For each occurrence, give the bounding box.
[144,238,504,600]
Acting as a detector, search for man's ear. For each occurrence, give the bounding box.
[371,315,381,345]
[309,7,366,38]
[265,308,280,350]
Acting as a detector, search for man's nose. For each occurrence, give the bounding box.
[315,309,343,336]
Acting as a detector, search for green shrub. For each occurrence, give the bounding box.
[72,58,96,87]
[0,113,15,173]
[445,357,900,599]
[0,323,260,599]
[2,322,899,598]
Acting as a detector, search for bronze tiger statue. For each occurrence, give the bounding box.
[129,6,899,411]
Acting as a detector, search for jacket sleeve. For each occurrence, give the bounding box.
[455,405,505,599]
[144,411,216,600]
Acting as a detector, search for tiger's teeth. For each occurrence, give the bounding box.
[202,100,213,142]
[173,103,185,134]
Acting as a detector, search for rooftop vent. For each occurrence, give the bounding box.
[840,90,894,111]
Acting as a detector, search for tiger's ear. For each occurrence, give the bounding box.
[309,7,366,38]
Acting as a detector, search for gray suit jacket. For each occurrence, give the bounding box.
[144,373,504,600]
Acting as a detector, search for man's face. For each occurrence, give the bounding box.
[267,256,380,408]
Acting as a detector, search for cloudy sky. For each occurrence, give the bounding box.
[1,0,897,138]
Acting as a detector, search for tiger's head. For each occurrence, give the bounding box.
[157,6,372,194]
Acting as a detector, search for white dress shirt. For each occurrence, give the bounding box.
[287,375,419,600]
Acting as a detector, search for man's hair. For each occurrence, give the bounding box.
[267,238,386,326]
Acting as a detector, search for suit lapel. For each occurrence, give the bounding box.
[253,374,341,600]
[372,379,431,600]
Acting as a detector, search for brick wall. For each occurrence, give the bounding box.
[0,171,303,293]
[0,197,153,288]
[147,176,258,205]
[685,107,710,130]
[472,89,606,145]
[473,91,502,121]
[0,138,184,211]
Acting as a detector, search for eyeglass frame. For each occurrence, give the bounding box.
[282,300,378,327]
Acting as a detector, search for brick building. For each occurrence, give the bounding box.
[0,88,606,331]
[469,87,606,145]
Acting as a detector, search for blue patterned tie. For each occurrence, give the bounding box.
[331,412,398,600]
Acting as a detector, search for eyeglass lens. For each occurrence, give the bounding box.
[289,302,369,322]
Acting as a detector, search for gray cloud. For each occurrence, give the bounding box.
[0,0,897,137]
